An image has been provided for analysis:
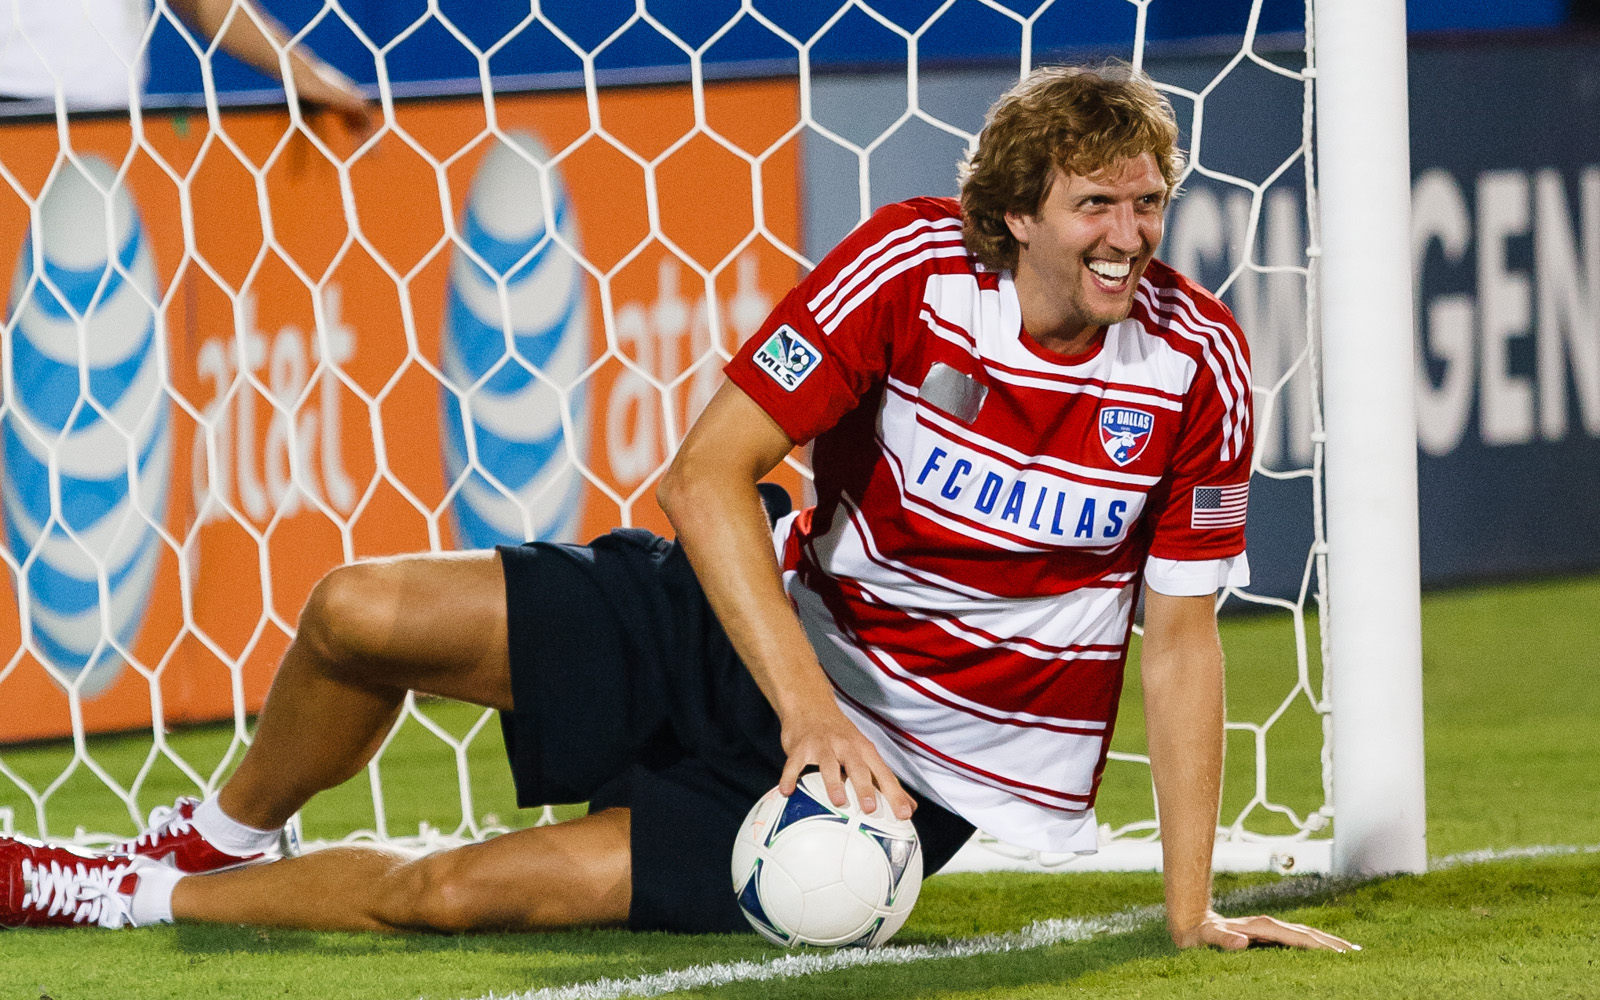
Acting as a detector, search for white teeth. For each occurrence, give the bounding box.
[1087,259,1131,279]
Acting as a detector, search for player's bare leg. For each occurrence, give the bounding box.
[0,548,638,932]
[217,550,515,831]
[171,809,631,932]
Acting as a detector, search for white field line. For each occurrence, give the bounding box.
[470,842,1600,1000]
[480,906,1162,1000]
[1430,841,1600,870]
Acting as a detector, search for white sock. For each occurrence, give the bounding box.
[129,862,184,926]
[191,797,282,857]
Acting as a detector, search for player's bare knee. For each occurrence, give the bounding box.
[385,853,485,934]
[298,562,402,678]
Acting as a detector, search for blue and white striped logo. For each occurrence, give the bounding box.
[441,131,589,547]
[3,156,170,694]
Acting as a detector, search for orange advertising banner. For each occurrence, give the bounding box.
[0,81,803,743]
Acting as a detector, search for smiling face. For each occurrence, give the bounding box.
[1004,152,1168,353]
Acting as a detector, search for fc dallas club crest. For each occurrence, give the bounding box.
[1099,406,1155,466]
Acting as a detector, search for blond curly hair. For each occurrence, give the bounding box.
[959,62,1184,272]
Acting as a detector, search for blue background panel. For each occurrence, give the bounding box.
[144,0,1568,100]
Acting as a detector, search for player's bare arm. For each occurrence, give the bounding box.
[1141,586,1357,952]
[169,0,376,138]
[658,381,914,819]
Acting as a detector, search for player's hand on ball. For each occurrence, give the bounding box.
[778,704,915,820]
[1176,910,1360,952]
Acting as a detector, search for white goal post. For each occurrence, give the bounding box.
[1314,0,1428,877]
[0,0,1425,878]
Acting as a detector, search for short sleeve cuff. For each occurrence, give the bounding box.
[723,361,814,443]
[1144,552,1251,597]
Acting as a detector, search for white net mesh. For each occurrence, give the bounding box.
[0,0,1331,871]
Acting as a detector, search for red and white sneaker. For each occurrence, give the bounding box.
[113,797,270,874]
[1,837,145,928]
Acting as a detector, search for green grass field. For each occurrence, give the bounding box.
[2,574,1597,1000]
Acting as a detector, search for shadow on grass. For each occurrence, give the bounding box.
[170,921,777,960]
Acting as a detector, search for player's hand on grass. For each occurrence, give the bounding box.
[778,704,916,820]
[1175,910,1360,952]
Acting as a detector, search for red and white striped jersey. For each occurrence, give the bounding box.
[725,197,1253,852]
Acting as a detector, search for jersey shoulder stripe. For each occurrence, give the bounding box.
[1154,286,1252,459]
[820,242,969,335]
[1140,260,1251,376]
[805,198,967,327]
[1133,290,1248,461]
[1141,263,1251,404]
[1131,261,1253,461]
[809,219,962,320]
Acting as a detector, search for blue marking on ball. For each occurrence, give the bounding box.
[767,781,847,845]
[736,858,789,943]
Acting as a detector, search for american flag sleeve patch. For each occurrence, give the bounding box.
[1190,482,1250,529]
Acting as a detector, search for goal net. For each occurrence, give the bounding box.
[0,0,1332,873]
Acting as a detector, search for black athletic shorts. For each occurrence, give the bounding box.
[496,528,976,934]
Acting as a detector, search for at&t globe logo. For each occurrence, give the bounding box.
[3,156,170,694]
[441,131,589,547]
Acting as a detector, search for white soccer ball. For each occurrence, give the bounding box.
[731,773,923,948]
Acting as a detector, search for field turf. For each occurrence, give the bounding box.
[1,573,1597,999]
